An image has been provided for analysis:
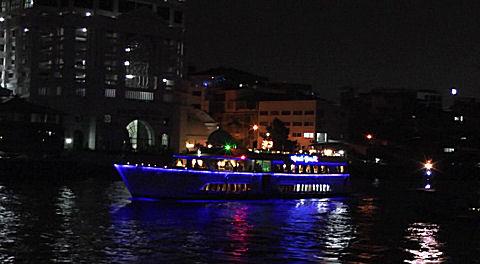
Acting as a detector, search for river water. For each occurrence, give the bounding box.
[0,175,479,263]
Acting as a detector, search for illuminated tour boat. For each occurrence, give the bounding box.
[114,150,350,199]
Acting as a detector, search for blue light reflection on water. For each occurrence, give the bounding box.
[109,195,357,263]
[0,179,478,263]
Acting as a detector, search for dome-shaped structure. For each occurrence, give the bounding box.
[207,127,236,147]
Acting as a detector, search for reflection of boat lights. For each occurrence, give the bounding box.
[425,170,432,176]
[425,184,431,189]
[404,222,445,263]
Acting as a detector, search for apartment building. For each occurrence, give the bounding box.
[0,0,185,152]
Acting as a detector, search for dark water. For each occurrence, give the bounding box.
[0,175,479,263]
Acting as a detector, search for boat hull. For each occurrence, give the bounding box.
[114,164,351,199]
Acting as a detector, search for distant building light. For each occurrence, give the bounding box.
[126,74,135,79]
[443,148,455,153]
[185,142,195,149]
[412,115,416,119]
[85,12,92,16]
[202,82,209,87]
[124,61,130,66]
[65,138,73,144]
[425,184,431,189]
[125,47,131,52]
[460,137,467,140]
[162,78,167,82]
[24,28,29,32]
[239,83,243,87]
[81,28,87,32]
[451,88,457,96]
[0,17,5,22]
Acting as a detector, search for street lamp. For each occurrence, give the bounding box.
[451,88,457,96]
[252,124,259,149]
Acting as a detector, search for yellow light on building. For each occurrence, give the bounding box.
[323,149,333,156]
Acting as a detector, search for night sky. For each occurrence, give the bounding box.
[185,1,480,102]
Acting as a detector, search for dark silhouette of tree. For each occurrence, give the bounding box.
[266,118,297,152]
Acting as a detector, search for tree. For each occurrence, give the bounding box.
[266,118,297,152]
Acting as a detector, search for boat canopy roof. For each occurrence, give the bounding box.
[173,150,347,166]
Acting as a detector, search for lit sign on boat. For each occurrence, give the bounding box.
[290,155,319,163]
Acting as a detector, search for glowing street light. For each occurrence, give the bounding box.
[252,124,259,131]
[424,160,433,170]
[451,88,458,96]
[366,134,373,140]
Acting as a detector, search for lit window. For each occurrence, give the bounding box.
[443,148,455,153]
[304,133,314,138]
[161,134,169,146]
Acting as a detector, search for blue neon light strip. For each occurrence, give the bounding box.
[275,161,348,166]
[114,164,349,178]
[273,173,349,177]
[173,154,247,161]
[114,164,135,194]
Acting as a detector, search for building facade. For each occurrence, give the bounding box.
[0,0,185,152]
[258,99,343,150]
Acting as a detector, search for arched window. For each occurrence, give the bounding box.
[126,120,154,151]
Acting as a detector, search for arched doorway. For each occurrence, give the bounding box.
[73,130,84,150]
[126,120,155,151]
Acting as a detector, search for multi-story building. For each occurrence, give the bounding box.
[257,99,343,150]
[189,68,268,148]
[0,0,185,152]
[177,79,217,151]
[341,87,444,143]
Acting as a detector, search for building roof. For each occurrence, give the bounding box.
[0,97,62,114]
[192,67,268,83]
[207,127,236,146]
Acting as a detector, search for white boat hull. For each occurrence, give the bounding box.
[115,164,351,199]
